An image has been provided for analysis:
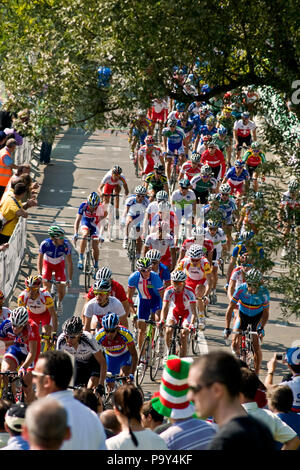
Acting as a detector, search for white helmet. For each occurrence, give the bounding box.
[171,270,187,282]
[96,266,113,281]
[158,201,171,212]
[188,244,204,259]
[145,249,161,262]
[10,307,28,327]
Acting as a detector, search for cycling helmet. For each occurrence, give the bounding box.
[250,141,260,150]
[145,249,161,262]
[156,190,169,202]
[112,165,122,175]
[25,275,42,289]
[48,225,65,238]
[191,226,205,239]
[158,201,171,212]
[219,183,231,194]
[179,178,191,189]
[188,244,204,259]
[190,153,201,163]
[102,312,119,331]
[154,163,165,173]
[62,316,83,336]
[203,135,212,142]
[10,307,28,327]
[135,185,147,195]
[200,164,213,176]
[95,266,113,281]
[87,191,100,207]
[208,193,219,202]
[168,118,178,127]
[217,126,228,135]
[93,279,112,293]
[137,110,146,117]
[235,159,245,167]
[244,268,263,285]
[145,135,154,146]
[206,116,216,126]
[207,219,219,228]
[241,111,250,119]
[238,231,253,243]
[171,270,187,282]
[288,179,299,192]
[136,257,152,270]
[176,102,186,112]
[0,290,4,299]
[201,84,211,94]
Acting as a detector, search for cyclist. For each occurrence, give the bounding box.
[198,115,218,142]
[211,126,232,166]
[57,316,107,391]
[18,275,58,338]
[73,192,107,271]
[177,244,212,328]
[216,182,238,253]
[147,98,169,140]
[179,225,214,262]
[143,163,169,201]
[83,279,128,332]
[127,258,164,352]
[237,191,267,235]
[222,160,250,205]
[0,307,40,401]
[171,178,196,230]
[0,290,11,323]
[204,219,227,304]
[145,248,171,288]
[195,134,213,156]
[227,252,253,301]
[162,118,186,181]
[142,189,169,238]
[128,110,151,159]
[178,152,202,182]
[98,165,129,219]
[176,111,194,155]
[278,179,300,257]
[190,164,218,204]
[223,268,269,375]
[203,193,227,229]
[149,201,178,239]
[216,106,235,164]
[138,135,164,177]
[95,313,138,391]
[143,221,177,271]
[242,141,266,192]
[122,185,149,255]
[38,225,73,314]
[200,141,226,185]
[160,270,196,357]
[233,111,257,159]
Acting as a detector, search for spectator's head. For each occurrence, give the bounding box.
[32,350,73,398]
[16,164,30,176]
[5,403,27,436]
[285,347,300,374]
[239,367,260,402]
[141,400,164,430]
[188,351,242,419]
[266,385,294,414]
[22,397,70,450]
[100,409,122,436]
[0,399,12,432]
[113,384,144,447]
[13,182,27,198]
[10,176,23,189]
[73,387,103,414]
[0,131,7,146]
[5,138,17,152]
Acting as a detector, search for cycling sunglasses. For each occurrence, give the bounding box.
[140,268,151,273]
[105,328,117,333]
[94,290,110,295]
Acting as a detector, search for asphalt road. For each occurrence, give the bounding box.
[10,127,300,398]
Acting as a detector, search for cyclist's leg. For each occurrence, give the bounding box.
[53,261,67,303]
[91,237,100,267]
[137,299,150,352]
[251,313,264,375]
[114,184,121,211]
[165,150,173,181]
[41,260,53,292]
[120,351,132,378]
[180,314,192,357]
[231,312,242,355]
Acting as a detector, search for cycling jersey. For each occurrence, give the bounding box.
[157,262,171,284]
[96,326,134,357]
[233,119,256,137]
[232,242,264,259]
[39,238,72,265]
[162,126,185,144]
[150,211,177,236]
[225,167,250,186]
[125,196,149,229]
[230,266,245,290]
[78,202,106,238]
[86,279,127,303]
[199,125,218,140]
[144,233,175,267]
[216,113,235,136]
[203,205,227,227]
[144,172,168,192]
[204,227,226,258]
[101,170,127,188]
[200,149,226,179]
[171,189,196,220]
[163,285,196,323]
[177,256,212,282]
[18,288,54,327]
[211,134,231,152]
[148,99,168,122]
[57,331,101,363]
[190,115,207,133]
[242,150,266,167]
[128,271,164,300]
[181,161,202,181]
[217,195,237,224]
[280,376,300,413]
[231,282,269,317]
[83,296,126,326]
[181,238,214,255]
[190,174,217,194]
[280,191,300,221]
[138,146,162,175]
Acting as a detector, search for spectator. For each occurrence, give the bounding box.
[141,400,164,432]
[39,126,56,165]
[0,110,12,133]
[152,356,217,450]
[22,397,71,450]
[187,351,275,450]
[240,367,300,450]
[3,177,37,210]
[267,384,300,450]
[100,409,122,438]
[0,138,19,199]
[0,399,12,448]
[73,387,103,415]
[106,384,168,450]
[265,347,300,413]
[237,359,267,408]
[0,131,7,150]
[0,182,29,245]
[31,350,107,450]
[0,403,29,450]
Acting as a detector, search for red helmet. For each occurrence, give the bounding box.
[25,275,42,289]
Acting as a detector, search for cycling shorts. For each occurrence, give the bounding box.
[166,142,185,156]
[102,182,121,195]
[236,135,252,150]
[194,189,210,205]
[233,311,263,332]
[105,350,132,381]
[167,308,191,327]
[74,356,100,386]
[148,108,168,123]
[80,219,101,239]
[42,260,66,282]
[137,297,161,321]
[132,128,147,145]
[210,165,222,181]
[28,311,51,327]
[186,277,207,292]
[228,180,244,195]
[4,344,35,370]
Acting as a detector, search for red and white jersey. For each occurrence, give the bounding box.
[101,170,127,187]
[230,266,245,290]
[18,288,54,315]
[12,318,41,358]
[138,145,162,174]
[233,119,256,137]
[181,161,202,181]
[152,99,168,114]
[177,256,212,281]
[163,285,196,312]
[181,238,214,254]
[144,233,175,257]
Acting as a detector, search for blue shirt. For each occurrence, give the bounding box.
[128,271,164,300]
[274,412,300,450]
[231,283,269,317]
[39,238,71,261]
[232,242,264,259]
[158,262,171,284]
[225,167,250,183]
[0,435,30,450]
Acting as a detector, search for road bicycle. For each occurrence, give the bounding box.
[127,225,140,272]
[168,316,187,356]
[226,324,258,369]
[103,373,144,409]
[0,371,25,403]
[190,315,204,356]
[107,193,121,241]
[136,319,164,386]
[168,151,180,194]
[40,332,57,353]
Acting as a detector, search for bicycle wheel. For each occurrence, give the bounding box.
[102,389,115,410]
[169,329,179,356]
[136,336,150,387]
[169,164,177,193]
[127,239,136,272]
[192,319,201,356]
[84,250,93,293]
[150,331,164,381]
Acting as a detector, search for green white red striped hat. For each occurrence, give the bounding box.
[151,355,195,419]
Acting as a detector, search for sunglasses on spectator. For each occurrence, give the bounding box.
[189,382,213,393]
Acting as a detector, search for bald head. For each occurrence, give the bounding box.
[100,409,121,435]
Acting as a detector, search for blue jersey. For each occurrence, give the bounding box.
[128,271,164,300]
[39,238,71,262]
[199,125,218,137]
[190,115,207,133]
[232,242,264,259]
[0,319,14,341]
[231,282,269,317]
[162,126,185,145]
[225,167,250,184]
[216,195,237,222]
[158,262,171,284]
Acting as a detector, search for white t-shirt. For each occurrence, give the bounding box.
[106,428,168,450]
[83,296,126,321]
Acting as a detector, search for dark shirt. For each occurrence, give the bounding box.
[208,415,275,450]
[274,412,300,450]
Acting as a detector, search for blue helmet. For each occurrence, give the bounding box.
[217,126,228,135]
[176,102,186,112]
[179,178,191,189]
[102,312,119,331]
[87,192,100,208]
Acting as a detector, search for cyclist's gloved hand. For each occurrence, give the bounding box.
[95,384,105,397]
[18,367,26,377]
[73,233,79,241]
[223,328,232,338]
[224,283,229,290]
[66,280,72,287]
[257,328,265,337]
